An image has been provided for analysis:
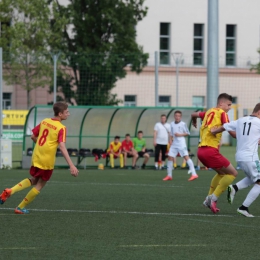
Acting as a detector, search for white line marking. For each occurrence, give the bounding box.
[119,244,206,247]
[0,247,36,250]
[0,207,233,217]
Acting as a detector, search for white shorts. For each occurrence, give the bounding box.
[168,146,189,158]
[239,161,260,183]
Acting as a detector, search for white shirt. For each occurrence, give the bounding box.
[223,115,260,161]
[170,121,190,148]
[154,122,171,145]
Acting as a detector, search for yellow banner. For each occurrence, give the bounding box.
[3,110,28,125]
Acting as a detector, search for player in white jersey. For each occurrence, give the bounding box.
[211,103,260,217]
[163,110,198,181]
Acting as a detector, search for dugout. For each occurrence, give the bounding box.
[22,105,203,169]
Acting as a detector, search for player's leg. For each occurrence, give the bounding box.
[173,157,177,168]
[163,146,177,181]
[183,154,198,181]
[123,152,127,168]
[161,145,167,169]
[119,154,124,168]
[154,145,161,169]
[109,153,115,168]
[141,153,149,169]
[131,151,138,168]
[237,181,260,218]
[158,151,162,169]
[181,157,186,168]
[0,167,39,204]
[15,178,46,214]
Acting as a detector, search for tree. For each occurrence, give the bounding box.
[0,0,66,108]
[51,0,149,105]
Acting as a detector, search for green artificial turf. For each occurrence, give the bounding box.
[0,166,259,260]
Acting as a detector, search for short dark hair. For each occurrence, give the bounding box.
[174,110,182,115]
[253,103,260,113]
[125,133,130,137]
[53,102,68,116]
[114,136,120,140]
[138,131,143,134]
[217,93,233,103]
[161,114,166,117]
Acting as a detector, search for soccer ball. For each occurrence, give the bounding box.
[98,163,104,170]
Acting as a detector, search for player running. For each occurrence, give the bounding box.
[0,102,79,214]
[191,93,238,213]
[163,110,198,181]
[211,103,260,217]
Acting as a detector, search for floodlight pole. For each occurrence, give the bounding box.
[207,0,219,108]
[52,52,60,104]
[172,53,183,107]
[0,48,3,138]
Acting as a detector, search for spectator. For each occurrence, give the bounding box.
[154,114,171,170]
[107,136,124,169]
[133,131,150,169]
[122,134,138,169]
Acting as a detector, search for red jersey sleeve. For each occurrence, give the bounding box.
[32,124,40,137]
[198,112,206,120]
[221,112,229,124]
[129,141,133,149]
[58,127,66,143]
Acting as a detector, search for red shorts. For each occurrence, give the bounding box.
[30,166,53,181]
[197,146,230,169]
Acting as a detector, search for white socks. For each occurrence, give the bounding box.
[186,159,197,176]
[167,160,173,177]
[243,184,260,207]
[236,177,254,190]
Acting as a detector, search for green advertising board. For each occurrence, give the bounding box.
[2,130,24,141]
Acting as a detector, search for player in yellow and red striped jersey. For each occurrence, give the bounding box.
[0,102,79,214]
[191,93,238,214]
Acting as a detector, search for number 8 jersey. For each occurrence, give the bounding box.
[198,108,229,149]
[31,118,66,169]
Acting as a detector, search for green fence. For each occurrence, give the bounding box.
[22,105,203,168]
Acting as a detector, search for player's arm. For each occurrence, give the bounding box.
[59,142,79,177]
[191,112,205,128]
[31,134,38,143]
[153,130,157,146]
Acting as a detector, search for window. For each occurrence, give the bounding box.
[124,95,136,107]
[2,93,12,109]
[192,96,205,107]
[159,23,171,65]
[226,25,236,66]
[158,96,171,107]
[193,24,204,65]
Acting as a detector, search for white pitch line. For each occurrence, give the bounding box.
[0,247,36,250]
[0,207,234,217]
[119,244,206,247]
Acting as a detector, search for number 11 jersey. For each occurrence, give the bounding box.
[31,118,66,169]
[198,108,229,149]
[223,116,260,162]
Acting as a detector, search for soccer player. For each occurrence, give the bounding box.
[0,102,79,214]
[107,136,124,168]
[211,103,260,217]
[133,131,150,169]
[122,134,138,169]
[191,93,238,214]
[154,114,171,170]
[163,110,198,181]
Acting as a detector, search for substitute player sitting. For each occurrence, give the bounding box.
[163,110,198,181]
[122,134,138,169]
[0,102,79,214]
[107,136,124,168]
[191,93,238,214]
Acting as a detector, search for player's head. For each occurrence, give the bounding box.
[174,110,182,123]
[217,93,233,113]
[125,133,131,141]
[53,102,69,120]
[114,136,120,144]
[252,103,260,117]
[161,114,167,124]
[137,130,143,139]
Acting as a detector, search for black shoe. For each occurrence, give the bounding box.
[131,166,137,170]
[141,164,146,169]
